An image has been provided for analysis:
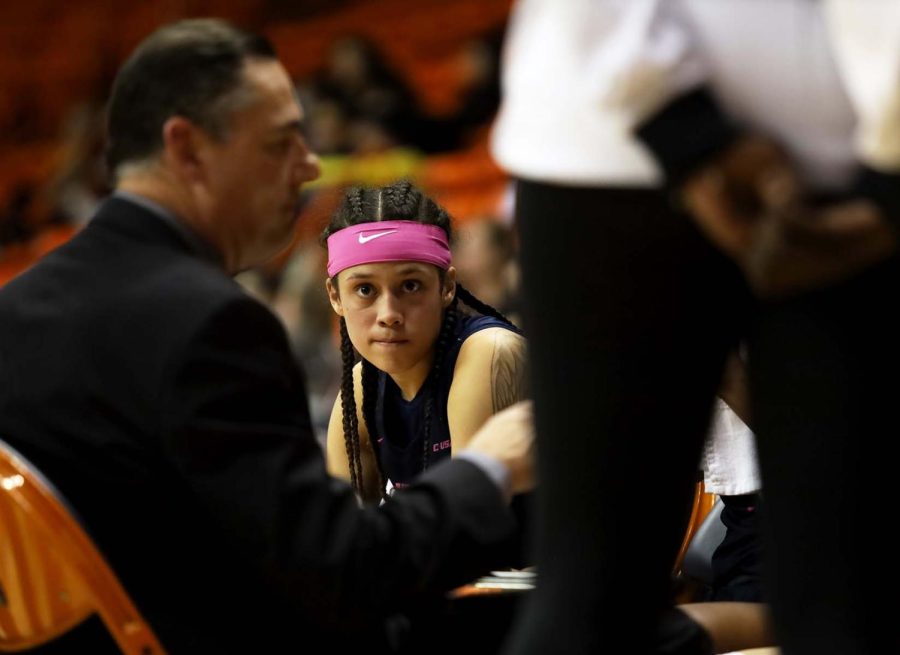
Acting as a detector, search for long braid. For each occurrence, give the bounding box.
[338,317,364,495]
[361,358,388,499]
[455,283,515,327]
[420,299,458,472]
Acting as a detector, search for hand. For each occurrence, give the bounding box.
[464,400,535,496]
[681,134,801,262]
[681,135,897,298]
[743,198,897,298]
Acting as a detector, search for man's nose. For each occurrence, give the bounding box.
[296,149,321,184]
[292,132,321,185]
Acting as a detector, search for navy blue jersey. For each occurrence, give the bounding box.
[372,313,520,490]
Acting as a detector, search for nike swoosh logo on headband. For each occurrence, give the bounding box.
[358,230,398,244]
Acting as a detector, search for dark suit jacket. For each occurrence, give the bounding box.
[0,197,516,653]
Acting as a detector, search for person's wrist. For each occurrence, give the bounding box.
[636,86,741,187]
[456,450,512,503]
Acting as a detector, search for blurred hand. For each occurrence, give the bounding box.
[464,400,535,496]
[743,198,897,298]
[681,134,801,262]
[681,135,897,298]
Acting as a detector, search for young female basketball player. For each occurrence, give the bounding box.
[323,180,527,503]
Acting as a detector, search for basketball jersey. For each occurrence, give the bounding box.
[372,313,520,491]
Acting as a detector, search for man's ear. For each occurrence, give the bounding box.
[161,116,205,182]
[442,266,457,308]
[325,277,344,316]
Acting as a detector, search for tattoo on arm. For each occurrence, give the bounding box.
[491,334,528,412]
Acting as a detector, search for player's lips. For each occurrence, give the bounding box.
[372,338,408,346]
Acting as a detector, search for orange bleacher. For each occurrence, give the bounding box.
[267,0,511,115]
[0,0,513,285]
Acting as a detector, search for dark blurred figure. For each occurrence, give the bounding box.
[304,96,353,155]
[270,240,341,447]
[310,35,420,153]
[0,185,36,248]
[305,30,504,156]
[492,1,899,654]
[409,28,505,153]
[41,100,111,229]
[440,29,504,143]
[453,216,521,326]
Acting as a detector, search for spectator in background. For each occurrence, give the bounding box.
[309,35,419,153]
[44,99,110,227]
[452,215,521,326]
[303,30,504,157]
[271,239,341,448]
[407,28,506,153]
[439,28,505,145]
[303,96,353,156]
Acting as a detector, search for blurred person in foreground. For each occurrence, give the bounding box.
[0,19,534,653]
[491,1,899,653]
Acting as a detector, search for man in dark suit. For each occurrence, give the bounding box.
[0,19,533,653]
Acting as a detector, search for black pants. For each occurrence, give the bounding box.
[504,181,747,654]
[749,254,900,654]
[503,179,900,654]
[710,493,764,602]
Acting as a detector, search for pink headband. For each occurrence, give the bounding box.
[326,220,451,278]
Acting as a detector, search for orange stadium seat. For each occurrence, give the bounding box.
[674,481,719,575]
[0,438,166,654]
[672,480,720,603]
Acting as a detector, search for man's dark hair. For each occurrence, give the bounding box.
[106,19,277,176]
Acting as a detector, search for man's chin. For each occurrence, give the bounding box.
[236,233,293,272]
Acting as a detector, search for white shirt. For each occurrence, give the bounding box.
[701,399,760,497]
[491,0,900,189]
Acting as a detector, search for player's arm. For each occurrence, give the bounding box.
[447,328,528,452]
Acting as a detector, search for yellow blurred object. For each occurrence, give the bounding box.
[306,148,424,190]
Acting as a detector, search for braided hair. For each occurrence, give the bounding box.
[323,180,514,500]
